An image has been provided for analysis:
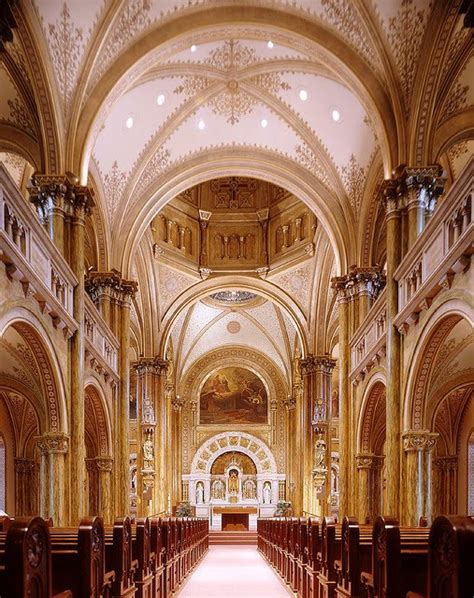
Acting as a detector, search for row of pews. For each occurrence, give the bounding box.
[257,515,474,598]
[0,514,208,597]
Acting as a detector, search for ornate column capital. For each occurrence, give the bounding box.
[171,394,185,411]
[95,456,113,472]
[85,270,138,306]
[433,455,458,471]
[300,354,337,376]
[331,266,385,303]
[132,356,168,376]
[381,165,445,215]
[283,395,296,410]
[29,173,94,216]
[35,432,69,455]
[402,430,438,452]
[355,453,383,469]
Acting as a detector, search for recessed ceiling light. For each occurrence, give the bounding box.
[267,40,274,49]
[331,108,341,122]
[299,89,308,101]
[126,116,134,129]
[261,118,268,128]
[191,45,197,52]
[198,119,205,130]
[157,94,165,105]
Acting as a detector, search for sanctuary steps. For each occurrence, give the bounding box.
[209,530,258,545]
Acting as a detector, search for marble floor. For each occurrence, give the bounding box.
[176,545,293,597]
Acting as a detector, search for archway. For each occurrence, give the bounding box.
[357,379,386,522]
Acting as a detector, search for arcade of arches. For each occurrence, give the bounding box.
[0,0,473,536]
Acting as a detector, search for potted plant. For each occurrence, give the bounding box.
[176,501,193,517]
[275,501,292,516]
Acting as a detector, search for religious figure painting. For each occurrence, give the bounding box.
[199,367,268,424]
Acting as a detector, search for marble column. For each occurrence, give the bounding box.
[381,179,403,519]
[36,433,69,525]
[28,175,68,256]
[403,166,444,248]
[117,279,138,515]
[356,454,374,523]
[402,430,438,525]
[69,183,94,523]
[331,280,351,518]
[433,455,458,517]
[14,458,39,515]
[96,456,113,524]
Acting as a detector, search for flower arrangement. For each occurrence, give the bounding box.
[275,501,292,516]
[176,501,193,517]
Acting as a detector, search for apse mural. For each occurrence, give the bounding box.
[199,367,268,424]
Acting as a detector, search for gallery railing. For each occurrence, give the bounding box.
[0,164,77,337]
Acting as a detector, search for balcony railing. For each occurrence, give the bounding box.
[349,158,473,382]
[0,165,77,337]
[84,295,119,379]
[394,158,473,333]
[350,288,386,382]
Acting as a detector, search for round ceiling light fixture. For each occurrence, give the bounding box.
[125,115,134,129]
[198,119,206,130]
[191,44,197,52]
[299,89,308,101]
[331,107,341,122]
[157,93,165,105]
[261,118,268,128]
[267,40,274,49]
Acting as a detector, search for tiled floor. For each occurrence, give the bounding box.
[176,545,293,597]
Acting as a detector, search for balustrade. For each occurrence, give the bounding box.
[0,165,77,337]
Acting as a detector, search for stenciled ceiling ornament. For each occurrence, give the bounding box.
[209,290,258,305]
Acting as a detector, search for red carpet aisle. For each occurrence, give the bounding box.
[176,545,293,597]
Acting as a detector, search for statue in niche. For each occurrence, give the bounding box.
[212,479,225,500]
[331,390,339,418]
[314,435,327,469]
[229,235,239,259]
[131,469,137,491]
[263,481,271,504]
[196,482,204,504]
[228,469,239,494]
[143,435,154,465]
[243,479,256,499]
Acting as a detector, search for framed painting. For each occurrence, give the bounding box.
[199,367,268,425]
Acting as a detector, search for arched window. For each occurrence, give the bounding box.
[468,432,474,516]
[0,436,5,512]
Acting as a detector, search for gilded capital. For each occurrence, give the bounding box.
[402,430,438,452]
[95,456,113,472]
[356,453,376,469]
[132,356,167,376]
[36,432,69,455]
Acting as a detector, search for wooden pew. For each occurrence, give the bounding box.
[131,518,153,598]
[0,516,72,598]
[425,515,474,598]
[317,517,341,598]
[296,517,308,597]
[49,517,111,597]
[150,517,165,598]
[360,517,430,598]
[305,517,321,598]
[104,517,136,598]
[334,517,372,598]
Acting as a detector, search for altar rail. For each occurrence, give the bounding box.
[394,158,473,333]
[258,514,474,598]
[0,165,77,337]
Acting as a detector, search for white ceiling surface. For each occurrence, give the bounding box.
[170,298,297,380]
[28,0,439,223]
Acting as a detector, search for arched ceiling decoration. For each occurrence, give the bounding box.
[169,293,298,381]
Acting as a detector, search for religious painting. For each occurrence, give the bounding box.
[199,367,268,425]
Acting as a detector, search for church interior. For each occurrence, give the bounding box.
[0,0,473,596]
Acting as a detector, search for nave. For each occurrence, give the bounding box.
[176,545,291,598]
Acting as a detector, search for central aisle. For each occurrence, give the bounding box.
[176,545,293,597]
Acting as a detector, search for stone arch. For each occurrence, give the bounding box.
[358,377,386,454]
[160,274,308,359]
[403,298,473,431]
[115,150,351,278]
[0,309,67,434]
[84,383,112,457]
[190,432,277,476]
